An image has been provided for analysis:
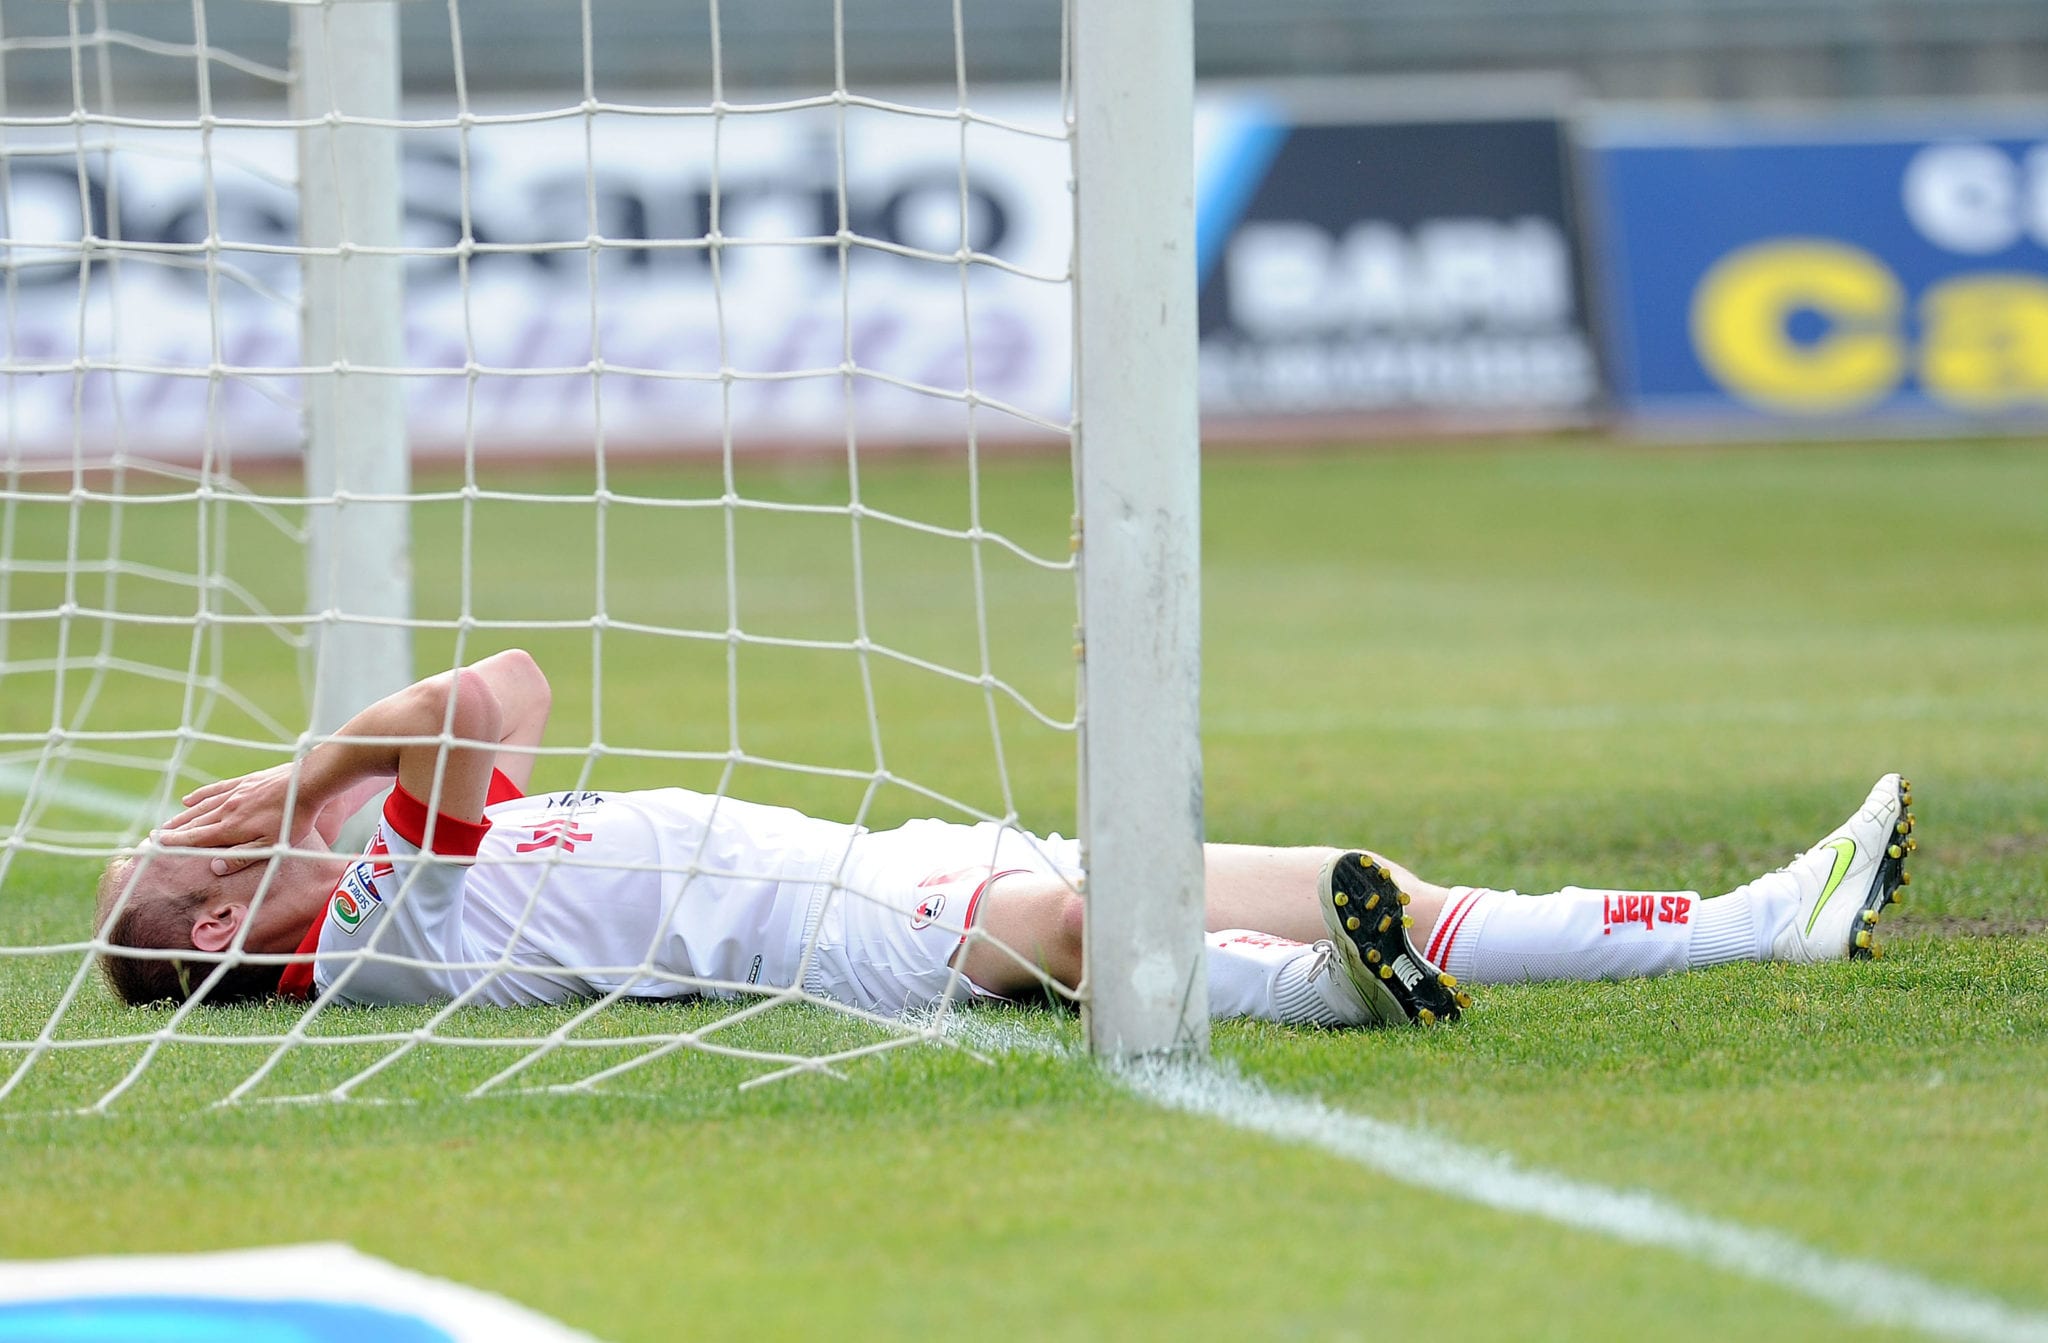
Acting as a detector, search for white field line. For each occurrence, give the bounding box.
[1116,1056,2048,1343]
[927,1010,1071,1058]
[0,764,154,825]
[940,1021,2048,1343]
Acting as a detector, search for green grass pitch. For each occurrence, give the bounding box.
[1,436,2043,1338]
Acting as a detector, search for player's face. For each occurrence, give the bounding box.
[220,850,339,950]
[129,845,334,952]
[126,848,230,899]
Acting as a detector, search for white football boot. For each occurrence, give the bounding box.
[1766,773,1916,963]
[1318,851,1472,1025]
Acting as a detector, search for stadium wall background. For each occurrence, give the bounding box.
[6,80,2047,458]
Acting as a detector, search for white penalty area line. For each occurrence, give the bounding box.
[1113,1056,2048,1343]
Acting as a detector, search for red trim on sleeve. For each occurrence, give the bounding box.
[384,782,493,857]
[276,909,325,1001]
[486,768,524,808]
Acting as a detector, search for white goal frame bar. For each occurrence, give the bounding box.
[294,1,415,736]
[1070,0,1207,1058]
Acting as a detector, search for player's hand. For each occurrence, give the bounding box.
[187,843,268,878]
[156,763,323,866]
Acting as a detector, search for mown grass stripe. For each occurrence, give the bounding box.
[1118,1056,2048,1343]
[0,764,154,826]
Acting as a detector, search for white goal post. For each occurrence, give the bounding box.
[0,0,1203,1109]
[1070,0,1206,1056]
[294,2,415,741]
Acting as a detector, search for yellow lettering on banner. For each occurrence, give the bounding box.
[1918,274,2048,410]
[1689,240,1903,414]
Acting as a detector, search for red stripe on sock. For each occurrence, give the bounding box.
[1426,889,1472,963]
[1430,889,1485,966]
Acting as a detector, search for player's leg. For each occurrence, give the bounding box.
[1422,775,1914,985]
[881,824,1346,1020]
[887,833,1455,1005]
[954,871,1082,997]
[1193,844,1467,1024]
[1177,773,1913,994]
[961,863,1444,1027]
[831,774,1914,1021]
[1200,843,1455,944]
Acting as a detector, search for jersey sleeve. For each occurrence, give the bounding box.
[487,768,524,807]
[314,782,493,1003]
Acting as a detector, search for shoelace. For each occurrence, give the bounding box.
[1304,939,1338,982]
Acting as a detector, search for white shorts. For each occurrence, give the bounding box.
[796,819,1080,1015]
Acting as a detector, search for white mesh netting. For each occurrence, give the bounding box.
[0,0,1090,1110]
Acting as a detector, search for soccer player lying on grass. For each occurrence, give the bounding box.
[100,651,1916,1028]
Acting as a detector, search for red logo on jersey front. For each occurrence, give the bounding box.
[1601,893,1692,935]
[516,819,593,854]
[911,893,946,931]
[365,833,394,880]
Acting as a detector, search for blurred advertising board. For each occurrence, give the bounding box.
[0,94,1075,462]
[1589,111,2048,428]
[1194,104,1601,431]
[2,86,1597,463]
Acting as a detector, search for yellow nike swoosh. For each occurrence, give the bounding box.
[1803,838,1859,936]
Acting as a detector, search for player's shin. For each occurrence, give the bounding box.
[1427,885,1764,985]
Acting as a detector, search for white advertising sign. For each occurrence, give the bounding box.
[0,96,1075,462]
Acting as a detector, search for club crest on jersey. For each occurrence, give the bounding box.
[911,893,946,930]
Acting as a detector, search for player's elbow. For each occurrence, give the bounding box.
[504,647,551,715]
[402,667,502,752]
[480,647,550,723]
[443,667,504,746]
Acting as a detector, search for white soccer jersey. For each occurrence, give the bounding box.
[294,779,863,1008]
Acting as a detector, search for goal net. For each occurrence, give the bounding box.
[0,0,1201,1111]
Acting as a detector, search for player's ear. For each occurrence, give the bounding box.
[190,900,247,953]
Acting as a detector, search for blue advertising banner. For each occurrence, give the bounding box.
[1590,113,2048,425]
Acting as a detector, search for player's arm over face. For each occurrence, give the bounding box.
[157,649,550,861]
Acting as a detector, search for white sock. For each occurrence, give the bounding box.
[1686,889,1762,968]
[1430,885,1741,985]
[1205,930,1368,1026]
[1704,862,1813,964]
